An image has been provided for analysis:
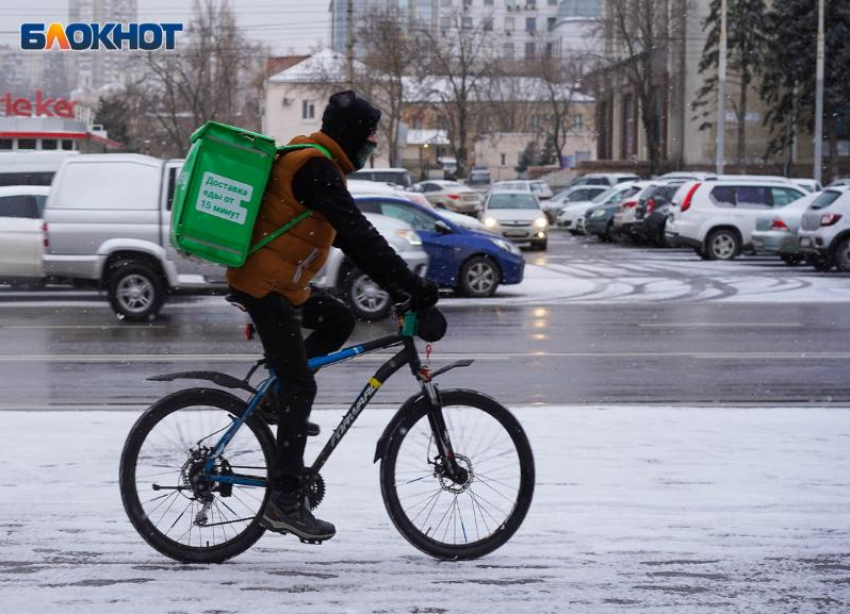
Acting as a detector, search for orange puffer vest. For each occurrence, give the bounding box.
[226,132,355,305]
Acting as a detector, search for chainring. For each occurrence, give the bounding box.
[303,469,326,510]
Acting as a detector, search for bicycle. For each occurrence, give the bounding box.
[119,303,535,563]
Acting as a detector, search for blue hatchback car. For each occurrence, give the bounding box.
[355,197,525,297]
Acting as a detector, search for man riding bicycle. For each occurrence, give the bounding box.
[226,91,439,543]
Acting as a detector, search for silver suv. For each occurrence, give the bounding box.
[797,186,850,272]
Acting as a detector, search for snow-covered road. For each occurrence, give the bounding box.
[1,406,848,613]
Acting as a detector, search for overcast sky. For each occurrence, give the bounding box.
[0,0,330,54]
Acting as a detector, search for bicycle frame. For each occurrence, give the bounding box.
[201,313,456,489]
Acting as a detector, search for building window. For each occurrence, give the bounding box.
[528,0,536,6]
[483,17,493,31]
[503,42,515,59]
[440,15,451,30]
[484,0,494,4]
[302,100,315,120]
[18,139,36,150]
[505,16,514,30]
[0,139,12,150]
[62,139,74,150]
[526,17,536,32]
[547,17,556,32]
[41,139,58,150]
[573,115,583,130]
[463,0,473,7]
[525,42,536,58]
[545,42,554,57]
[462,16,473,29]
[500,153,507,165]
[548,0,557,5]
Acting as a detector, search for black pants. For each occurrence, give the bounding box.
[229,286,355,490]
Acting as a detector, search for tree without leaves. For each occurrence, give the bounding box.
[693,0,767,167]
[533,54,588,168]
[601,0,670,174]
[415,12,500,178]
[130,0,266,157]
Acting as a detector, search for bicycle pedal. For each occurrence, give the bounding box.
[299,537,325,545]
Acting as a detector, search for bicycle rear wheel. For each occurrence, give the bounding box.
[380,389,535,560]
[119,388,274,563]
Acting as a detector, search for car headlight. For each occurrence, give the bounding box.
[483,216,498,228]
[394,228,422,247]
[493,239,521,255]
[590,210,606,218]
[534,216,548,229]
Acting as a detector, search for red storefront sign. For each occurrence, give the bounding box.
[1,90,76,118]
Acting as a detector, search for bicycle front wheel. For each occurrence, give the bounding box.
[119,388,274,563]
[380,389,535,560]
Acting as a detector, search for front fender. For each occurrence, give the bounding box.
[373,391,426,463]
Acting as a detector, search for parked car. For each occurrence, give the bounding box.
[467,167,492,185]
[750,191,824,264]
[491,180,553,201]
[348,179,431,208]
[665,180,807,260]
[557,182,641,234]
[790,178,822,193]
[42,154,427,321]
[481,191,549,250]
[355,196,524,297]
[656,172,717,182]
[410,180,482,214]
[587,181,653,241]
[0,185,50,280]
[542,185,608,223]
[0,150,79,187]
[349,167,412,188]
[612,181,667,239]
[569,173,640,187]
[632,182,684,246]
[797,186,850,272]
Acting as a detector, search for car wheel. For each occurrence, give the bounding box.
[107,260,166,322]
[833,237,850,272]
[342,265,391,321]
[599,221,614,242]
[781,254,803,266]
[531,240,548,251]
[705,229,740,260]
[458,256,500,298]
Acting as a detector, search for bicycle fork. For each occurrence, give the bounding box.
[421,380,467,485]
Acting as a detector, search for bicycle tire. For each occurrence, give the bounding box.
[380,389,535,560]
[119,388,274,563]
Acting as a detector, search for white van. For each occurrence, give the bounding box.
[0,150,79,187]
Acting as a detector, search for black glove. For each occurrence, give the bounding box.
[409,277,439,310]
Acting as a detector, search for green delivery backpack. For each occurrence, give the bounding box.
[171,121,332,268]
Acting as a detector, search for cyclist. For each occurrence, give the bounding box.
[226,91,439,543]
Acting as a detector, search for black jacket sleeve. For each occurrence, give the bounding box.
[290,157,419,293]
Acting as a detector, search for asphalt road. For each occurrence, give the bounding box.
[1,231,849,408]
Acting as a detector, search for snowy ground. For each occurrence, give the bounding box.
[1,406,848,613]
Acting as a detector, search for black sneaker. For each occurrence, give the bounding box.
[260,491,336,543]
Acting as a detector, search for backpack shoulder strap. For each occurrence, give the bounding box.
[276,143,333,160]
